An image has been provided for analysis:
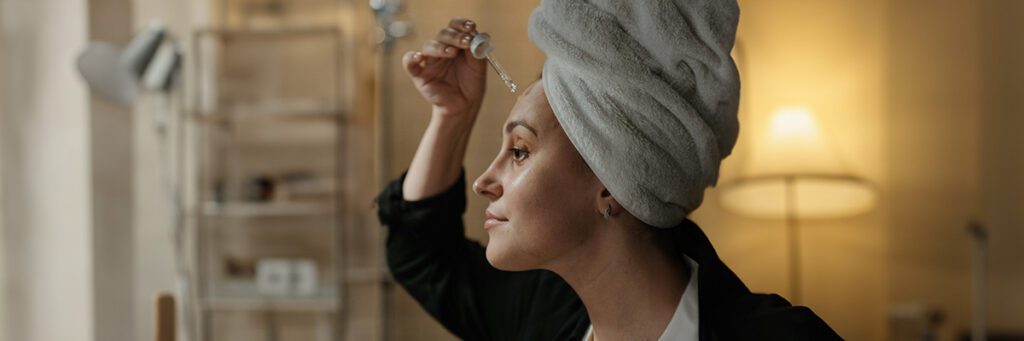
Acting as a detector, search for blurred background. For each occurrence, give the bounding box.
[0,0,1022,340]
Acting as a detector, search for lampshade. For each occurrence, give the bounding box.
[77,21,181,105]
[719,107,877,219]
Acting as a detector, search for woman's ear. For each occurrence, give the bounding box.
[596,188,621,219]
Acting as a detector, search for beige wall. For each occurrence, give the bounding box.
[887,1,981,339]
[0,0,94,341]
[887,0,1024,339]
[978,0,1024,333]
[86,1,137,341]
[0,26,5,340]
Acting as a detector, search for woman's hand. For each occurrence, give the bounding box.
[403,17,488,120]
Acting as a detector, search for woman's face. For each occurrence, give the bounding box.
[473,81,604,271]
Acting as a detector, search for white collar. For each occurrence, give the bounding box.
[582,255,700,341]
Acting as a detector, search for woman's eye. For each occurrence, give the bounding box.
[508,147,529,162]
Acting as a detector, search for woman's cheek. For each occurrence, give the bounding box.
[521,164,581,247]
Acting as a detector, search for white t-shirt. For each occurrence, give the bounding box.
[581,256,700,341]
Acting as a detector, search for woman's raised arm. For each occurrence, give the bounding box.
[401,17,487,200]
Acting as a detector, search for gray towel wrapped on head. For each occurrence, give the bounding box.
[528,0,741,228]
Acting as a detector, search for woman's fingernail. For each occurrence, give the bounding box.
[444,46,452,54]
[464,20,475,30]
[461,35,472,46]
[413,51,422,60]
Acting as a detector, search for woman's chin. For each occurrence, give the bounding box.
[485,242,533,271]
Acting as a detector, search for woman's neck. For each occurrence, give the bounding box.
[548,222,691,341]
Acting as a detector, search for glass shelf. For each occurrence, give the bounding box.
[202,296,338,313]
[198,201,334,218]
[203,280,338,312]
[194,100,344,124]
[200,266,385,313]
[194,111,341,124]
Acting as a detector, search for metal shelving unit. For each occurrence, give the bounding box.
[189,27,346,341]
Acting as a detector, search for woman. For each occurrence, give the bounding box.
[376,1,840,340]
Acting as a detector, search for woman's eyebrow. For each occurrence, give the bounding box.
[504,120,538,137]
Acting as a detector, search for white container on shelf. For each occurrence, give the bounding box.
[292,259,319,297]
[256,258,292,296]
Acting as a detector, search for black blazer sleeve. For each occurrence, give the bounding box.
[375,169,587,341]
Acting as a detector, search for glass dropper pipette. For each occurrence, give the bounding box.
[469,33,518,93]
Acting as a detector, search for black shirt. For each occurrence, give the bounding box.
[376,170,841,340]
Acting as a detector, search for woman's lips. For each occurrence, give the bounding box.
[484,209,508,230]
[484,218,506,230]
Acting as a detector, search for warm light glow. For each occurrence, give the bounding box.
[720,106,877,219]
[771,106,819,138]
[745,106,843,176]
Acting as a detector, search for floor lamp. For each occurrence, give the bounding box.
[718,107,877,305]
[77,21,193,340]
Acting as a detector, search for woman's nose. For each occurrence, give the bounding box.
[472,169,502,201]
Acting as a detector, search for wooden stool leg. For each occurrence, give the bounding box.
[155,293,176,341]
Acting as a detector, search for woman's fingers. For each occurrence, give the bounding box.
[402,50,425,76]
[448,17,476,33]
[421,40,458,58]
[405,47,449,80]
[436,27,472,49]
[403,17,482,79]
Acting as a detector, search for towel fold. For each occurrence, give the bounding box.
[528,0,741,228]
